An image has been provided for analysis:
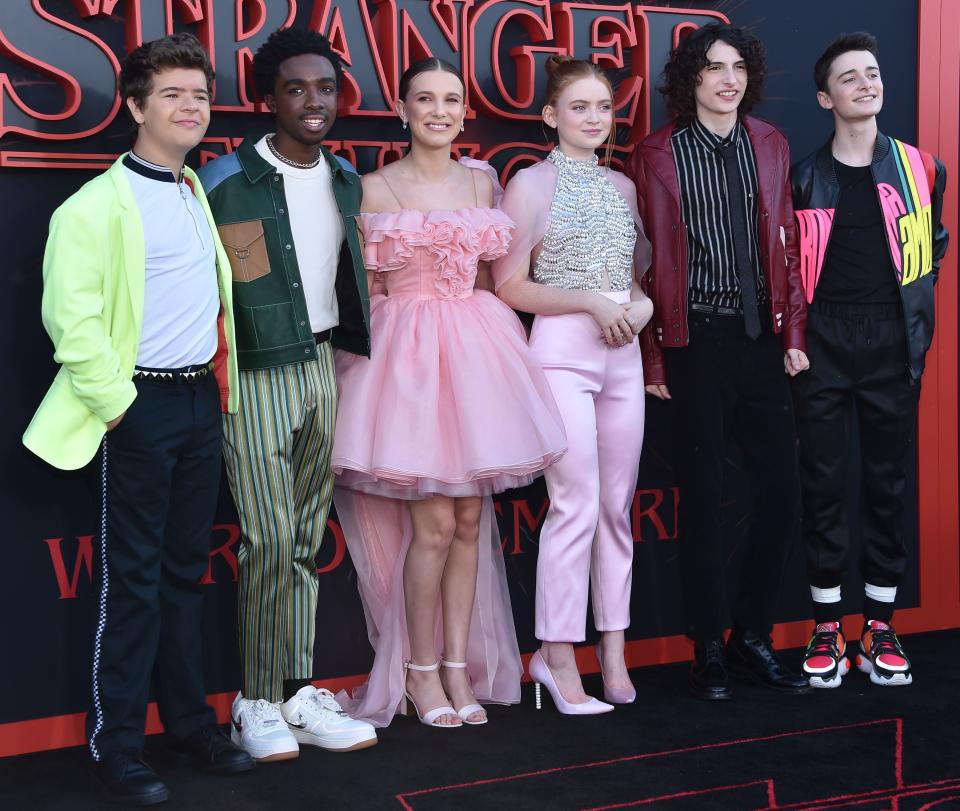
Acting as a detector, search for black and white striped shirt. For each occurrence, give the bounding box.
[671,118,765,312]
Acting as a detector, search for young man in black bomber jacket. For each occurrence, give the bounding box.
[790,32,948,689]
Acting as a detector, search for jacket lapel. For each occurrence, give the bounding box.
[644,127,682,210]
[744,118,777,215]
[109,157,146,330]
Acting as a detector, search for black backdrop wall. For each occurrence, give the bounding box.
[0,0,922,754]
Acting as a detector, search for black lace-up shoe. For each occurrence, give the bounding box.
[97,748,170,806]
[726,629,812,694]
[171,725,255,775]
[690,639,732,700]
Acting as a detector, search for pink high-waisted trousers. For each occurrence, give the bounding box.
[529,290,645,642]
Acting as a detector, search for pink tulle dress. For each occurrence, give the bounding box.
[331,178,566,727]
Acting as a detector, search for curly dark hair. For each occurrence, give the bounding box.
[813,32,879,92]
[119,32,214,114]
[658,23,766,126]
[252,27,344,99]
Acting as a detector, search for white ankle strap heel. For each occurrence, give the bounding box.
[440,659,488,725]
[403,661,461,728]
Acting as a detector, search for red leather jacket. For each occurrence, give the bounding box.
[625,116,807,386]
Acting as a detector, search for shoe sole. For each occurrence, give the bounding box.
[230,726,299,762]
[251,749,300,762]
[805,657,851,689]
[290,728,379,752]
[172,750,257,775]
[689,685,732,701]
[856,654,913,686]
[103,785,170,807]
[726,663,813,694]
[204,757,257,775]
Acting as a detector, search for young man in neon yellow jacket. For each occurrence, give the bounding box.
[23,33,249,806]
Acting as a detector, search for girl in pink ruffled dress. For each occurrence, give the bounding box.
[331,58,566,728]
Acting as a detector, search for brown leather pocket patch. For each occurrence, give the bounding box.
[218,220,270,283]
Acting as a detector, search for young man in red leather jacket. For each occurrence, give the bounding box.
[626,23,810,701]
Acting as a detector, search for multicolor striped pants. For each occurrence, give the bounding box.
[222,346,337,702]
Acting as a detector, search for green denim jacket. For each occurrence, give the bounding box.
[198,139,370,369]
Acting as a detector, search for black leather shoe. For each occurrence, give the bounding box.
[726,629,813,694]
[97,749,170,806]
[171,725,255,775]
[690,639,733,700]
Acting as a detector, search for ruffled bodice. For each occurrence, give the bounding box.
[334,204,564,500]
[359,207,514,300]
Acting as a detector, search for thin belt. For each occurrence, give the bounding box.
[688,307,772,334]
[133,362,211,384]
[314,329,332,344]
[689,301,742,317]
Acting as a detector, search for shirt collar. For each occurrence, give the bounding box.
[237,138,345,184]
[124,150,185,184]
[690,117,743,153]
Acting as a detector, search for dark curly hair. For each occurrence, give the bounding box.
[119,32,214,115]
[813,32,879,92]
[252,27,344,100]
[658,23,766,126]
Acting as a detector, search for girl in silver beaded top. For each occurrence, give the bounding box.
[493,55,653,715]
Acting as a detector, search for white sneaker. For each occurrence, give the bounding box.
[280,685,378,752]
[230,693,299,762]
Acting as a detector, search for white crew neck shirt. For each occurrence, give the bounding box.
[255,135,343,333]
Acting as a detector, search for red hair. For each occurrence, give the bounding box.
[543,55,616,162]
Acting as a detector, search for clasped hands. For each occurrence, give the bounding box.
[592,296,653,348]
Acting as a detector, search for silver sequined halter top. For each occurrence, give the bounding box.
[532,147,636,292]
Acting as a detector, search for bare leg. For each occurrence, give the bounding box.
[598,630,631,689]
[439,497,486,723]
[540,641,589,704]
[404,496,460,726]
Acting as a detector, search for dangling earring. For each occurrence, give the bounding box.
[401,119,408,130]
[460,121,465,132]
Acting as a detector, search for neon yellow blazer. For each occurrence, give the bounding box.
[23,155,239,471]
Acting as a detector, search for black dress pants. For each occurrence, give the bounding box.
[665,313,801,641]
[791,300,919,604]
[86,373,221,760]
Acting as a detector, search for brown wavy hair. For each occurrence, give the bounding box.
[658,23,766,126]
[543,55,617,161]
[398,57,464,101]
[120,33,214,114]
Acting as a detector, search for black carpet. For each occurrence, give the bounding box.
[3,630,959,810]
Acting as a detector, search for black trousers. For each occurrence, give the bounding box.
[665,313,801,641]
[791,300,919,606]
[86,373,221,760]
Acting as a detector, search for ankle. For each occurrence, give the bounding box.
[540,642,576,670]
[405,666,437,690]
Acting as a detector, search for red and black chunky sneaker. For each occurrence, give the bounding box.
[802,622,850,688]
[856,620,913,686]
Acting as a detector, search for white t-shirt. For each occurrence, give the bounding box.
[255,136,343,333]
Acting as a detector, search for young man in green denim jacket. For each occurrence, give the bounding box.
[198,28,375,761]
